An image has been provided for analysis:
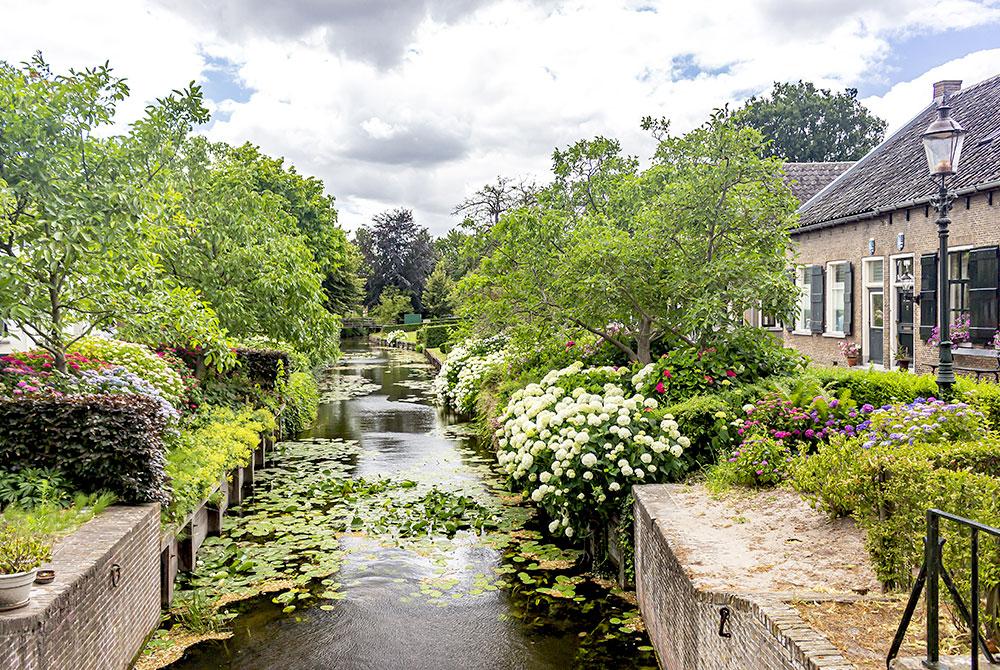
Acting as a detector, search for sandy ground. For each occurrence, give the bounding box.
[644,483,882,596]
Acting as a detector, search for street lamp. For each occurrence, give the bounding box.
[922,95,967,397]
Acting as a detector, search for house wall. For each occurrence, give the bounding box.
[784,191,1000,375]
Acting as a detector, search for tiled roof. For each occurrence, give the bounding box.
[783,162,854,203]
[797,74,1000,229]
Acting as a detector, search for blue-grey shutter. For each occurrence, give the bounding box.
[969,246,999,343]
[809,265,824,333]
[843,263,854,336]
[920,253,938,342]
[785,269,795,332]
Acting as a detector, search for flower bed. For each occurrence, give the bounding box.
[433,335,508,414]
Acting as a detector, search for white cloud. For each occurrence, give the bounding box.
[2,0,999,235]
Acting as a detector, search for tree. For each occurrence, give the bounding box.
[355,208,436,310]
[433,229,483,282]
[452,175,537,232]
[156,138,340,362]
[0,55,225,372]
[371,286,412,325]
[458,111,800,364]
[422,262,455,318]
[224,143,363,315]
[738,81,887,162]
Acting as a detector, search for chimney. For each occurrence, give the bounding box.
[933,80,962,101]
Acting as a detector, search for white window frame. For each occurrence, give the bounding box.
[824,260,849,338]
[794,266,812,335]
[862,256,885,368]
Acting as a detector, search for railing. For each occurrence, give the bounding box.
[887,509,1000,669]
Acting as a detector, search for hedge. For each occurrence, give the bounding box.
[793,436,1000,588]
[0,394,170,504]
[809,366,938,407]
[234,348,291,387]
[277,371,319,436]
[419,324,455,350]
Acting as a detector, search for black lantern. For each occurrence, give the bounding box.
[922,99,967,176]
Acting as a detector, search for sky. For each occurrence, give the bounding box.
[2,0,999,236]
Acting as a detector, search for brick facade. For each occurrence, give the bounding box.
[635,486,857,670]
[783,193,1000,374]
[0,505,161,670]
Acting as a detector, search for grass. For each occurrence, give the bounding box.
[2,491,116,537]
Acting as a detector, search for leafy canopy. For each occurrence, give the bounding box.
[738,80,887,162]
[356,208,435,310]
[458,111,800,363]
[0,54,227,371]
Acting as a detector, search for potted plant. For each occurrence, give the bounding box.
[839,340,862,367]
[895,346,912,371]
[0,522,51,611]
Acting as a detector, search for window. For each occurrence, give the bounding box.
[826,262,849,335]
[948,250,971,321]
[895,257,914,284]
[761,313,778,329]
[796,266,812,331]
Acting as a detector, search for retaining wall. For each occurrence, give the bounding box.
[635,486,857,670]
[0,505,160,670]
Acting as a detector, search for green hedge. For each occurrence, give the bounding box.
[793,436,1000,588]
[420,324,455,350]
[277,371,319,436]
[0,394,170,504]
[808,366,938,407]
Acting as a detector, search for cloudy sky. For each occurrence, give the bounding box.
[2,1,999,235]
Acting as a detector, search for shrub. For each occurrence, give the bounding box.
[495,361,689,539]
[164,406,274,524]
[71,337,185,407]
[421,324,454,350]
[710,435,792,488]
[858,397,985,449]
[661,394,736,469]
[0,467,72,510]
[0,394,170,504]
[810,366,938,407]
[434,335,509,414]
[382,330,406,345]
[957,378,1000,429]
[233,348,291,388]
[738,390,874,452]
[276,371,319,436]
[0,522,51,574]
[632,330,804,403]
[238,336,311,372]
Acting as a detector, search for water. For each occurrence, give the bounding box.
[165,342,657,670]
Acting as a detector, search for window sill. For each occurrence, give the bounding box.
[822,332,847,339]
[792,330,814,336]
[763,326,782,332]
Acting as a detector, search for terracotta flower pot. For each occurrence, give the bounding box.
[846,354,860,367]
[0,568,38,611]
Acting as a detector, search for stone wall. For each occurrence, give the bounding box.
[0,505,161,670]
[634,487,855,670]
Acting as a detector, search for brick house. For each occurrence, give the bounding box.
[774,75,1000,374]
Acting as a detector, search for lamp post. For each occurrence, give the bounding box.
[922,95,967,398]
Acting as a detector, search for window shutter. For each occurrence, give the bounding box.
[843,263,854,336]
[969,246,999,343]
[809,265,825,333]
[920,253,938,342]
[785,268,795,333]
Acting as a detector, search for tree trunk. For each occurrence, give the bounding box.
[636,318,652,364]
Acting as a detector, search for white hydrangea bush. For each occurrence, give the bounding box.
[382,329,406,344]
[496,361,690,538]
[433,335,508,414]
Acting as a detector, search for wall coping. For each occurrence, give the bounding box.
[635,484,880,670]
[0,504,158,636]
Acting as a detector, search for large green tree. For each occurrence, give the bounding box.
[459,112,800,363]
[0,55,226,372]
[356,208,436,310]
[157,138,340,362]
[738,81,887,162]
[224,143,363,315]
[421,262,455,318]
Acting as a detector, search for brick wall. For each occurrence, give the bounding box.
[0,505,161,670]
[634,487,853,670]
[785,192,1000,374]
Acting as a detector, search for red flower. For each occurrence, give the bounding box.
[655,381,665,394]
[565,341,575,348]
[704,375,714,384]
[662,369,672,378]
[726,369,736,378]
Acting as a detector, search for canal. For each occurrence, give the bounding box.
[164,342,658,669]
